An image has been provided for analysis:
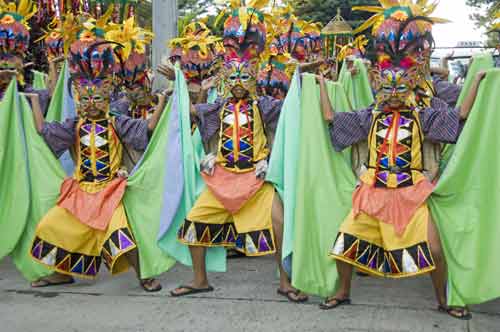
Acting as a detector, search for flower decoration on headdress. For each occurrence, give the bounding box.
[168,21,223,85]
[67,6,117,82]
[257,53,295,99]
[268,4,309,62]
[488,9,499,34]
[36,17,64,60]
[337,35,369,62]
[106,16,154,88]
[0,0,37,58]
[216,0,270,57]
[298,20,323,61]
[354,1,450,107]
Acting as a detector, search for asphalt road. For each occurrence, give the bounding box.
[1,256,499,332]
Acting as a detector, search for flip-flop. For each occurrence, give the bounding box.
[31,277,75,288]
[319,297,351,310]
[438,305,472,320]
[140,279,162,293]
[277,289,309,303]
[227,249,246,259]
[170,285,214,297]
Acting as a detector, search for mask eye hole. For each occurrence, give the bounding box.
[381,85,393,93]
[93,95,104,103]
[396,85,408,93]
[229,74,238,81]
[80,96,90,104]
[240,73,250,81]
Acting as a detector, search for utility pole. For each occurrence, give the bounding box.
[152,0,178,89]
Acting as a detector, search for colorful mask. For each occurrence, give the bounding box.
[219,0,268,57]
[67,9,118,118]
[353,0,449,107]
[257,54,294,99]
[222,50,259,98]
[106,16,154,104]
[169,21,223,87]
[0,0,37,85]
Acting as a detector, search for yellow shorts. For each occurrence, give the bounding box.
[178,183,276,256]
[30,203,136,279]
[330,204,435,278]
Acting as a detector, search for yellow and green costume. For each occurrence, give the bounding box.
[31,117,138,278]
[178,98,277,256]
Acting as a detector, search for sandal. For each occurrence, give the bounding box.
[140,278,162,292]
[170,285,214,297]
[438,305,472,320]
[31,277,75,288]
[319,297,351,310]
[277,289,309,303]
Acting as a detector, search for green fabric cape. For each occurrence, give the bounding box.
[0,80,59,281]
[339,58,374,111]
[157,67,226,272]
[2,76,177,280]
[279,70,500,307]
[10,87,64,281]
[45,62,66,122]
[0,81,32,259]
[123,97,177,278]
[266,71,301,271]
[268,72,353,280]
[267,74,355,296]
[32,70,48,90]
[440,54,494,172]
[429,68,500,306]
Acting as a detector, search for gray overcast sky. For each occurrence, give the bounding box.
[432,0,485,47]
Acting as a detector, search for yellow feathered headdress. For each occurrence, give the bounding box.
[0,0,37,58]
[106,16,154,60]
[353,0,449,35]
[0,0,37,27]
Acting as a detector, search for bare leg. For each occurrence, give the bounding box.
[320,260,353,308]
[428,217,470,319]
[31,272,74,287]
[272,195,308,302]
[427,217,447,305]
[126,249,161,292]
[170,245,211,296]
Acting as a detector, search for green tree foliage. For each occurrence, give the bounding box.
[466,0,499,46]
[293,0,379,27]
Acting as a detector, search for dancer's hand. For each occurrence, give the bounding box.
[21,92,39,101]
[157,64,176,81]
[475,70,487,83]
[117,168,129,179]
[0,69,18,79]
[49,56,65,65]
[200,153,217,176]
[315,73,325,84]
[201,76,217,91]
[255,159,268,179]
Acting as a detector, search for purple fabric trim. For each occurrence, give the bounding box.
[258,95,283,134]
[25,87,50,116]
[42,115,149,157]
[329,99,462,151]
[420,98,462,143]
[110,97,131,116]
[194,96,283,143]
[114,115,149,151]
[194,98,223,143]
[432,77,461,108]
[329,108,373,152]
[157,91,184,239]
[41,118,77,157]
